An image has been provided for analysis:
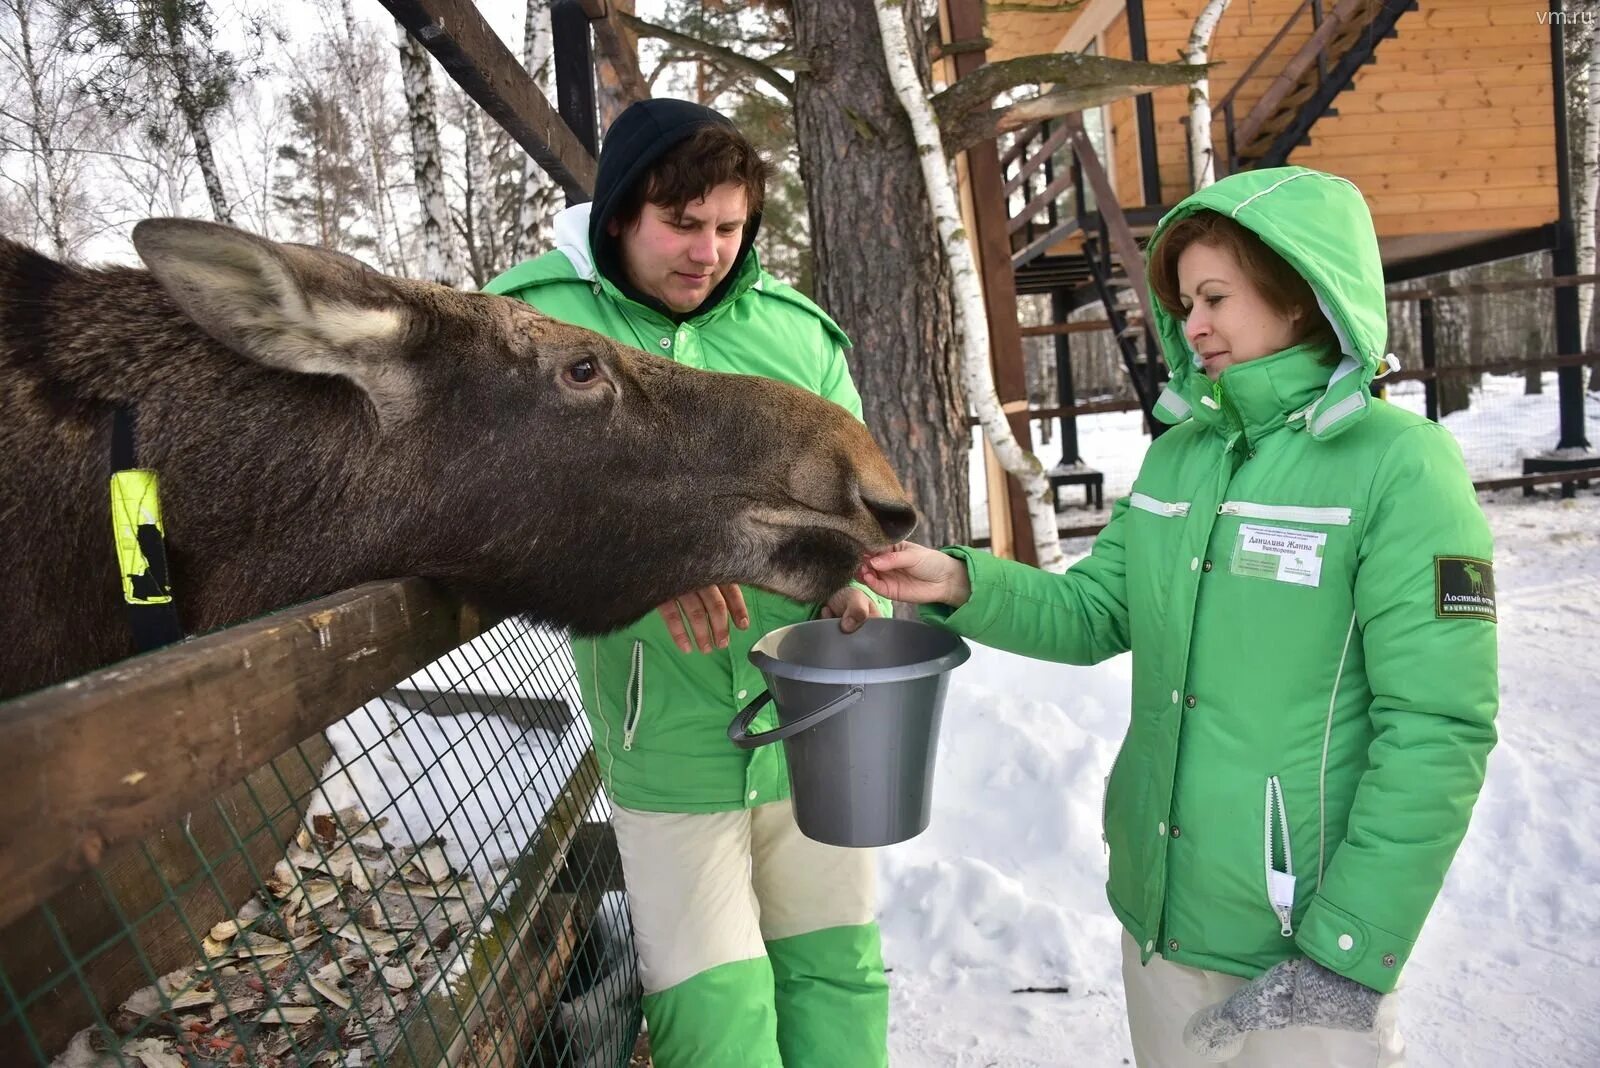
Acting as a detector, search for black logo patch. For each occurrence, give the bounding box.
[1435,556,1496,622]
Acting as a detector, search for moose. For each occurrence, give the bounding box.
[0,220,916,701]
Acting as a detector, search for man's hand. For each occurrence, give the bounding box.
[657,584,749,653]
[1183,958,1384,1061]
[819,586,881,633]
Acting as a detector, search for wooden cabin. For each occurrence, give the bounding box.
[960,0,1579,560]
[991,0,1562,276]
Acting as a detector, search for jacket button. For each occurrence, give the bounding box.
[1157,822,1166,836]
[1171,690,1180,704]
[1189,557,1199,571]
[748,790,759,801]
[1168,938,1180,952]
[660,337,672,349]
[1202,560,1213,572]
[1170,825,1182,838]
[1338,933,1355,951]
[737,689,748,700]
[1144,940,1155,953]
[1382,953,1397,968]
[1185,695,1197,708]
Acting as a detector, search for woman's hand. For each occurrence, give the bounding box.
[856,543,972,608]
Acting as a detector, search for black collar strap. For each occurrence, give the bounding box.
[110,405,184,653]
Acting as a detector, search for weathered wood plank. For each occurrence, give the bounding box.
[378,0,597,199]
[0,735,332,1062]
[388,750,602,1068]
[0,578,489,932]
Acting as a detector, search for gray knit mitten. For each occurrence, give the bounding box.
[1182,958,1383,1061]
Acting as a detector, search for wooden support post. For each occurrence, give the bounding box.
[1419,298,1439,423]
[1126,0,1162,207]
[1052,288,1082,466]
[553,0,599,163]
[945,0,1038,567]
[380,0,597,200]
[1548,0,1592,453]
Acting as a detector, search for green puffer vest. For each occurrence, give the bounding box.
[926,167,1498,993]
[484,203,888,813]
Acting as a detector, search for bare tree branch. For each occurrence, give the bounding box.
[934,52,1208,155]
[618,11,794,101]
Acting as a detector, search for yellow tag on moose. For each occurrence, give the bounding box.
[109,469,174,605]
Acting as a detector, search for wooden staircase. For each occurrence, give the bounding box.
[1223,0,1419,170]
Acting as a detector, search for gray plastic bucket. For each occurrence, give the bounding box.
[726,617,969,847]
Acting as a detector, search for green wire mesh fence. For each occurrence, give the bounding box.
[1,618,641,1068]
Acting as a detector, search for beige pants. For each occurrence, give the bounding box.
[1121,932,1406,1068]
[610,799,877,994]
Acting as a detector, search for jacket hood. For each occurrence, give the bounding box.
[588,98,763,319]
[1146,167,1396,441]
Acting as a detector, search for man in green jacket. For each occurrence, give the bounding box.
[860,167,1498,1066]
[485,99,890,1068]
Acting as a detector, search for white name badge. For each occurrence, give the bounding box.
[1230,523,1327,587]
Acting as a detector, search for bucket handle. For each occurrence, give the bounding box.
[726,685,864,749]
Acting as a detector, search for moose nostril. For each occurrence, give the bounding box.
[863,496,918,542]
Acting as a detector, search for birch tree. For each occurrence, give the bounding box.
[0,0,84,254]
[75,0,243,224]
[1184,0,1232,190]
[396,22,458,286]
[875,0,1063,572]
[512,0,559,260]
[332,0,403,272]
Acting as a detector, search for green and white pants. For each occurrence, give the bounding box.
[611,799,888,1068]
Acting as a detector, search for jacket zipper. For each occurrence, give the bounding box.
[621,640,645,751]
[1219,501,1353,526]
[1264,775,1296,937]
[1129,492,1191,517]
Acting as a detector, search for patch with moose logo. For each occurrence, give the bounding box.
[1435,556,1496,623]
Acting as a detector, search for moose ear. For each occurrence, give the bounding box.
[132,218,418,424]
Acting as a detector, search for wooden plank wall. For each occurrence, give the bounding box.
[1097,0,1559,237]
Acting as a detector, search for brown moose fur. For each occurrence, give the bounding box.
[0,219,915,700]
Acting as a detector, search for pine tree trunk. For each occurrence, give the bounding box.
[513,0,558,261]
[594,0,640,131]
[159,1,230,224]
[791,0,969,547]
[397,21,458,286]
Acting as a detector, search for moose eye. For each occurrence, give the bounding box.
[564,358,598,385]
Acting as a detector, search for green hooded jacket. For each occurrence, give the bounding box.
[484,202,888,814]
[925,167,1498,993]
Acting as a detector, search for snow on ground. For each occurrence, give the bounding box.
[887,379,1600,1066]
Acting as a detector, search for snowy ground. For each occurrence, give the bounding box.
[889,379,1600,1067]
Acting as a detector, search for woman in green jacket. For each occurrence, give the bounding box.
[859,167,1498,1067]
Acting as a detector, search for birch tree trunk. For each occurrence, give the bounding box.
[156,0,231,223]
[873,0,1063,571]
[1185,0,1231,190]
[9,0,68,254]
[791,0,969,549]
[1574,23,1599,386]
[462,101,491,286]
[513,0,558,261]
[338,0,400,272]
[396,21,458,286]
